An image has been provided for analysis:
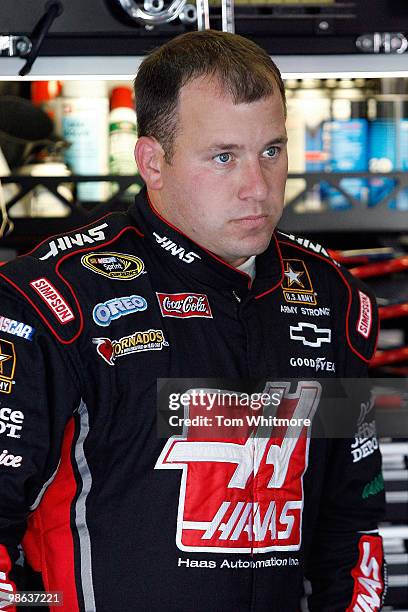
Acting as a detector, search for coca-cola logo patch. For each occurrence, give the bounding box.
[156,293,212,319]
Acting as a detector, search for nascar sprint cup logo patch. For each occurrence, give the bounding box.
[155,381,321,554]
[81,252,145,281]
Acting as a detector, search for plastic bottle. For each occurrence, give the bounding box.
[62,81,109,202]
[109,87,138,173]
[285,81,306,207]
[298,80,331,173]
[368,98,397,208]
[109,86,140,197]
[322,81,369,210]
[398,100,408,210]
[31,81,62,133]
[293,80,331,211]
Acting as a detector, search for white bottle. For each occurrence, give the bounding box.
[285,87,306,207]
[109,86,140,197]
[62,80,109,202]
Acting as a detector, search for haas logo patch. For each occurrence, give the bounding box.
[155,381,321,554]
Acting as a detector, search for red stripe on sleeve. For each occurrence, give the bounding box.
[0,544,17,612]
[23,417,80,612]
[346,535,384,612]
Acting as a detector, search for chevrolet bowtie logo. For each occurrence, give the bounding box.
[290,322,331,348]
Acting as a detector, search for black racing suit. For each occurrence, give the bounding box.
[0,188,386,611]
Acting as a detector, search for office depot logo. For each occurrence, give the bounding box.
[157,293,212,319]
[29,278,74,324]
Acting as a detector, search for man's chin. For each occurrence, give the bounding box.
[238,234,273,257]
[221,243,271,268]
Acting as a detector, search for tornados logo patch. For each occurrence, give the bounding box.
[93,329,168,365]
[155,382,321,554]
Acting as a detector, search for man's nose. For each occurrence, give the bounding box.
[238,159,268,202]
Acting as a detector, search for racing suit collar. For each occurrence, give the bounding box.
[129,187,284,294]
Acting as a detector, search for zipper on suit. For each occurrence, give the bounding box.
[232,290,241,318]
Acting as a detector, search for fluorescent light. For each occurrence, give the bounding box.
[0,54,407,80]
[283,71,408,78]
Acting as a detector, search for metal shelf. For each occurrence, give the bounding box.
[1,172,408,252]
[0,174,139,251]
[280,171,408,234]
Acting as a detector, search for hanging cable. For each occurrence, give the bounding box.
[19,1,63,77]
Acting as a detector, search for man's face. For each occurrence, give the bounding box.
[153,77,288,267]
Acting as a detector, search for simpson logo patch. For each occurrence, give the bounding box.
[29,278,74,324]
[155,381,321,554]
[0,340,16,395]
[282,260,317,306]
[157,293,212,318]
[81,252,145,281]
[93,328,168,365]
[357,291,372,339]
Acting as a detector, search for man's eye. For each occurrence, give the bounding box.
[264,146,280,158]
[214,153,232,164]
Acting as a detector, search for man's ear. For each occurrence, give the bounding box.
[135,136,165,190]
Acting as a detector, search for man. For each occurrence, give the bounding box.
[0,30,385,611]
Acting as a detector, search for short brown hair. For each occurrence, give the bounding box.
[134,30,286,163]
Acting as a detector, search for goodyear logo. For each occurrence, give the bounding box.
[93,329,168,365]
[282,259,317,306]
[0,339,16,394]
[81,252,145,281]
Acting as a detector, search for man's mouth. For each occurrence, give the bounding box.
[233,214,269,228]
